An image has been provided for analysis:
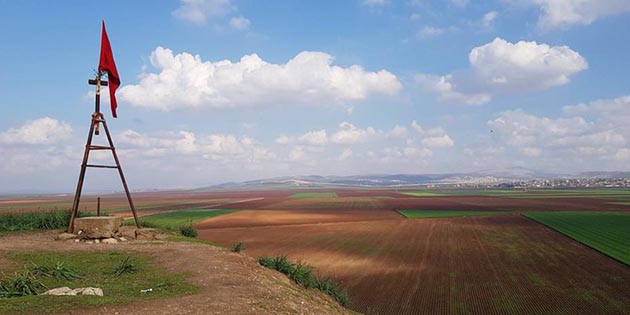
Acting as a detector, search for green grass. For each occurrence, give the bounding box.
[0,211,73,232]
[0,252,196,314]
[126,209,237,230]
[374,196,394,199]
[288,192,337,199]
[523,211,630,265]
[398,209,511,219]
[400,191,445,197]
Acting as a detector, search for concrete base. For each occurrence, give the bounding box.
[74,216,124,239]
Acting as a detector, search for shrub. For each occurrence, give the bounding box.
[112,256,138,276]
[32,262,81,280]
[0,271,46,298]
[179,225,198,238]
[231,242,245,253]
[258,255,348,306]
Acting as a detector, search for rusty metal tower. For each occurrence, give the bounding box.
[67,71,140,233]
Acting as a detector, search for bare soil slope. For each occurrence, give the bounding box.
[0,231,356,315]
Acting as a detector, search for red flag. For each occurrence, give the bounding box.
[98,21,120,118]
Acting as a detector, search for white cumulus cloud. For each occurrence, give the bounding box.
[563,95,630,123]
[117,129,274,163]
[0,117,72,145]
[525,0,630,30]
[298,130,328,146]
[422,135,455,148]
[488,106,627,159]
[418,38,587,105]
[331,122,378,144]
[119,47,402,111]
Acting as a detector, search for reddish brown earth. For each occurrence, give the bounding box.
[4,189,630,314]
[195,190,630,315]
[200,214,630,315]
[0,190,288,213]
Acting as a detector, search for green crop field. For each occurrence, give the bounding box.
[288,192,337,199]
[131,209,237,230]
[399,191,445,197]
[398,209,510,219]
[524,212,630,265]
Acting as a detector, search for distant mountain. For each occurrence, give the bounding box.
[469,166,565,180]
[201,167,572,190]
[576,171,630,178]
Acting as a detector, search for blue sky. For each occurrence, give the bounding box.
[1,0,630,192]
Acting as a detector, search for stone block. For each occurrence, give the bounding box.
[74,216,124,239]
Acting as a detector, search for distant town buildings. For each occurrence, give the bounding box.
[496,177,630,189]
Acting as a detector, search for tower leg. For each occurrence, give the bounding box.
[102,118,141,228]
[67,115,97,233]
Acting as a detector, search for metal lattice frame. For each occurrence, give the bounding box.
[67,72,140,233]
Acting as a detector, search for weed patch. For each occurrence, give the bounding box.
[258,255,349,306]
[0,271,46,298]
[231,242,245,253]
[31,262,81,281]
[112,256,138,276]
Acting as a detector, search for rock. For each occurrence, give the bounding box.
[102,238,118,244]
[43,287,103,296]
[119,237,127,242]
[55,233,76,241]
[73,287,104,296]
[94,239,100,244]
[44,287,75,296]
[135,228,160,240]
[74,216,124,239]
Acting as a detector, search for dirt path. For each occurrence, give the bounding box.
[0,231,357,315]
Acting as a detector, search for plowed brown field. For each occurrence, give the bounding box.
[195,190,630,315]
[4,189,630,314]
[200,214,630,315]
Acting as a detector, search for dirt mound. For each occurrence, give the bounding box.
[0,232,356,315]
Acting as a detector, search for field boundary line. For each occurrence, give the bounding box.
[520,213,630,267]
[199,218,407,230]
